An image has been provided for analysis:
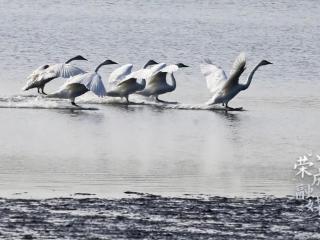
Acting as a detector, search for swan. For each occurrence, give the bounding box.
[23,55,88,95]
[137,63,189,103]
[105,60,159,103]
[200,53,272,110]
[47,59,117,106]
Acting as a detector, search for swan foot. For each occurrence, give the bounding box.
[225,106,243,111]
[41,88,47,95]
[155,97,177,104]
[125,96,132,104]
[71,101,81,107]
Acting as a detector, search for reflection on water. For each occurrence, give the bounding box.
[0,0,319,197]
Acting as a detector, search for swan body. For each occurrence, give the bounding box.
[106,78,146,103]
[106,60,158,103]
[137,63,188,102]
[200,53,272,109]
[23,55,87,94]
[47,59,117,106]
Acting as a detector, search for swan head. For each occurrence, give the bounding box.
[176,63,189,68]
[65,55,88,64]
[95,59,118,72]
[143,60,158,69]
[259,60,272,66]
[73,55,88,61]
[101,59,118,65]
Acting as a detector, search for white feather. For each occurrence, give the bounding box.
[108,64,133,85]
[229,52,246,76]
[117,67,157,86]
[64,72,106,97]
[149,63,167,74]
[144,63,167,83]
[41,64,85,80]
[200,60,228,94]
[23,65,50,90]
[117,63,167,86]
[160,64,179,73]
[27,65,48,80]
[23,63,86,90]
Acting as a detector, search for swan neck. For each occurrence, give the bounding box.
[95,63,104,73]
[65,57,77,64]
[169,73,176,91]
[243,63,261,89]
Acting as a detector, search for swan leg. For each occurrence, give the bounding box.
[71,99,80,107]
[71,101,81,107]
[41,86,47,95]
[125,96,131,104]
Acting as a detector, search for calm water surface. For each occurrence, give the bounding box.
[0,0,319,197]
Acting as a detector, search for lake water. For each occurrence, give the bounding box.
[0,0,319,198]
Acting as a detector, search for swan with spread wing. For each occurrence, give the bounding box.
[105,60,158,103]
[200,53,272,110]
[23,55,88,94]
[47,59,117,106]
[137,63,189,103]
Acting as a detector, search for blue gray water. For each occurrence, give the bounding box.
[0,0,319,198]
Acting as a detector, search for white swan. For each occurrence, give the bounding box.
[105,60,159,103]
[200,53,272,110]
[47,59,117,106]
[23,55,88,94]
[137,63,188,103]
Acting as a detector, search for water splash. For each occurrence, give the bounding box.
[0,94,239,111]
[0,95,97,110]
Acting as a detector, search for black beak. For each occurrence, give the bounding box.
[106,60,118,65]
[177,63,189,68]
[143,60,158,68]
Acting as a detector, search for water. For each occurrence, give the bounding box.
[0,0,319,198]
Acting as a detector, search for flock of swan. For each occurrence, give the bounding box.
[22,53,272,110]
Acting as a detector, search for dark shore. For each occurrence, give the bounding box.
[0,193,319,239]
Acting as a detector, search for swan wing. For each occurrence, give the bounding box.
[149,63,167,75]
[88,74,107,97]
[60,73,89,89]
[146,71,168,86]
[56,63,86,78]
[200,59,228,94]
[117,78,137,87]
[145,63,167,83]
[39,63,86,80]
[23,65,50,90]
[144,64,178,86]
[108,64,133,84]
[117,67,158,86]
[26,65,49,80]
[227,52,246,87]
[63,72,106,97]
[160,64,179,73]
